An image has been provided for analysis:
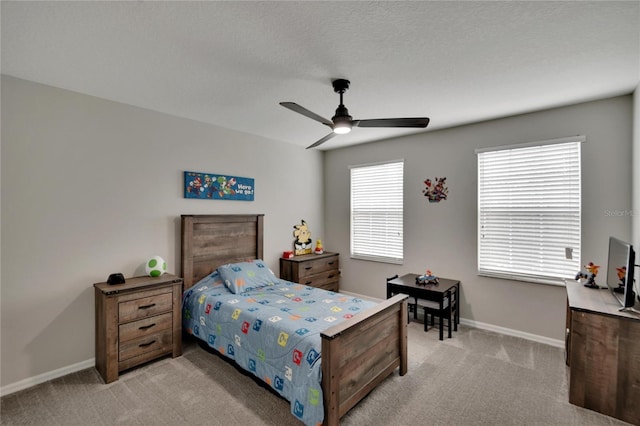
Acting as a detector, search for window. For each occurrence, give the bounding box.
[476,136,582,285]
[350,160,404,264]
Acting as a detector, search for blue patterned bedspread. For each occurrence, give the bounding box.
[182,271,376,426]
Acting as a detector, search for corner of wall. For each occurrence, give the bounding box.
[633,85,640,252]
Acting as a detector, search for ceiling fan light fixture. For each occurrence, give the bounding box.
[332,107,352,134]
[333,120,352,134]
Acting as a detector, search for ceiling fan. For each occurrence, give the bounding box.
[280,79,430,149]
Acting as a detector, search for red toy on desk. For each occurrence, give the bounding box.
[416,269,439,285]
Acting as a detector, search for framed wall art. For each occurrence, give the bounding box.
[184,171,255,201]
[422,176,448,203]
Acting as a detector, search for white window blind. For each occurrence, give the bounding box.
[477,137,582,285]
[350,160,404,264]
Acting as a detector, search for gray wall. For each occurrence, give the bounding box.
[1,74,636,391]
[325,95,634,343]
[0,76,324,388]
[634,84,639,264]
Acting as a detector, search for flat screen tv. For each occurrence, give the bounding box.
[606,236,636,308]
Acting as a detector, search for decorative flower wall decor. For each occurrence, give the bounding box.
[422,177,448,203]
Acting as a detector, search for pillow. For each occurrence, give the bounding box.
[194,270,225,290]
[218,260,278,294]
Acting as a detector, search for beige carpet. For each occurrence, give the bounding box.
[1,322,632,425]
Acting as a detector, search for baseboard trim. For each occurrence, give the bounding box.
[338,290,384,302]
[1,358,95,397]
[459,318,564,348]
[341,290,565,348]
[1,304,564,397]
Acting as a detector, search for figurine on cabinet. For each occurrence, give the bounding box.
[575,262,600,289]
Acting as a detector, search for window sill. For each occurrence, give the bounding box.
[477,271,567,287]
[351,254,403,265]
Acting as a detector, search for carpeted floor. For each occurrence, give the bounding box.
[1,322,632,425]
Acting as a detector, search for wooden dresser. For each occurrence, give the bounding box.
[94,274,183,383]
[565,281,640,425]
[280,252,340,292]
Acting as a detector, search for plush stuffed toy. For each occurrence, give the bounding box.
[293,220,313,255]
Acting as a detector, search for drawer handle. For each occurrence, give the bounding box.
[139,323,156,330]
[327,274,335,279]
[305,281,313,285]
[138,303,156,310]
[139,340,156,348]
[304,266,313,270]
[328,261,335,265]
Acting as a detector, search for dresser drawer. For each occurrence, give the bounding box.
[119,292,172,323]
[119,312,173,343]
[280,252,340,292]
[297,269,339,288]
[313,280,339,292]
[118,329,173,362]
[297,255,339,278]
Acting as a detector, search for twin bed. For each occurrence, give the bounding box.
[181,214,408,425]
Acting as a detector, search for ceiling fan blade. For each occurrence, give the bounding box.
[306,132,337,149]
[356,117,430,128]
[280,102,334,128]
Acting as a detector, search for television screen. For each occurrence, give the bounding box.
[606,237,636,308]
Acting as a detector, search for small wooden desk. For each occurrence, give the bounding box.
[387,274,460,340]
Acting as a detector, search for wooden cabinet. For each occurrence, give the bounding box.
[566,282,640,425]
[280,252,340,292]
[94,274,183,383]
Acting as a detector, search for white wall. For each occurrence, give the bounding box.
[0,76,325,389]
[325,95,634,342]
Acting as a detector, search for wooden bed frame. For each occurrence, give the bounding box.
[181,214,408,425]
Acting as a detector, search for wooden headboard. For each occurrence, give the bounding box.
[181,214,264,289]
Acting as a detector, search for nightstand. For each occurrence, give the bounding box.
[280,252,340,292]
[94,274,182,383]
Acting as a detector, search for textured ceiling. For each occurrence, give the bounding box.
[2,1,639,150]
